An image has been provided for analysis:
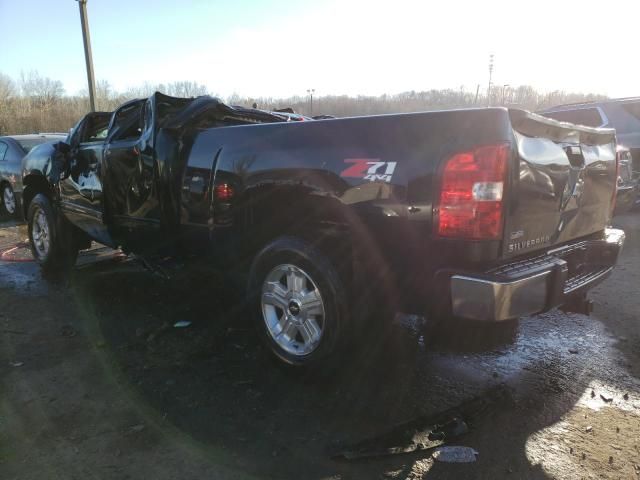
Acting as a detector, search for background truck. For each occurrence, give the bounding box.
[21,92,625,368]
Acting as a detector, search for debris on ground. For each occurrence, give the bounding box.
[623,393,629,401]
[233,380,253,387]
[585,426,593,432]
[127,424,146,434]
[331,385,511,460]
[173,320,192,328]
[2,329,26,335]
[600,394,613,403]
[135,255,172,280]
[60,325,77,337]
[432,446,479,463]
[0,241,35,262]
[9,361,24,367]
[568,348,579,354]
[146,322,171,342]
[590,390,596,398]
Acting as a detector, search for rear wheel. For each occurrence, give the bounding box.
[27,194,78,272]
[248,236,348,369]
[1,184,17,217]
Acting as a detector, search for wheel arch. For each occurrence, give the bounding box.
[242,183,405,320]
[241,185,354,283]
[21,174,54,220]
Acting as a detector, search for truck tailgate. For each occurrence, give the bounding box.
[504,110,617,258]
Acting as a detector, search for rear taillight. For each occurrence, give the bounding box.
[435,143,509,239]
[214,183,235,202]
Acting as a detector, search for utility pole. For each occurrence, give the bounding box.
[487,54,494,107]
[77,0,96,112]
[307,88,315,116]
[474,84,480,105]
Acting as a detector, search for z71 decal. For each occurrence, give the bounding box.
[340,159,397,183]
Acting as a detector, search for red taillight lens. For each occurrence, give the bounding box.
[436,143,509,239]
[214,183,235,202]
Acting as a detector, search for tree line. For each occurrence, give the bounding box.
[0,70,608,135]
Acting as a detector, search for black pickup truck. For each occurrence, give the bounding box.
[21,93,625,367]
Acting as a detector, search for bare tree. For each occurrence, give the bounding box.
[0,73,17,134]
[0,70,610,134]
[0,72,16,100]
[165,81,208,98]
[19,70,64,111]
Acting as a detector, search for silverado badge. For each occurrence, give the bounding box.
[508,234,551,253]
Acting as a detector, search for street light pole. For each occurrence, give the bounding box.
[307,88,315,116]
[487,54,494,107]
[77,0,96,112]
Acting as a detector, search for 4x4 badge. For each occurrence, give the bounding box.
[341,159,397,183]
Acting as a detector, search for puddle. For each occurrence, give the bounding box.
[0,263,46,295]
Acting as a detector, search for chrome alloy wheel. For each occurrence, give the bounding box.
[3,185,16,214]
[261,264,325,356]
[32,207,51,258]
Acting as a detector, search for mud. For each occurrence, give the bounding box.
[1,212,639,479]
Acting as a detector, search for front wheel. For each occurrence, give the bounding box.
[248,236,348,369]
[27,194,78,272]
[1,183,17,217]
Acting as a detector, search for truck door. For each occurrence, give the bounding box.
[59,112,114,246]
[102,99,160,250]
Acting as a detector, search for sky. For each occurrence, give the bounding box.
[0,0,638,99]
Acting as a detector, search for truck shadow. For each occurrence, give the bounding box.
[66,256,636,479]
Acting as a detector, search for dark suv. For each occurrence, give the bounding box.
[539,98,640,210]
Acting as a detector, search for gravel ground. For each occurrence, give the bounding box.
[0,213,639,479]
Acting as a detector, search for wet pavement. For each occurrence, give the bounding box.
[1,214,639,479]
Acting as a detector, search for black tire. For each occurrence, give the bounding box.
[27,194,78,272]
[248,236,349,369]
[1,183,18,218]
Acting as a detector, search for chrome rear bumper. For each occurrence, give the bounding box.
[450,228,624,322]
